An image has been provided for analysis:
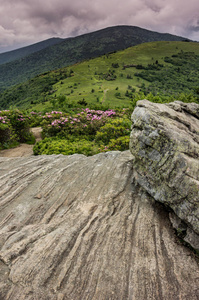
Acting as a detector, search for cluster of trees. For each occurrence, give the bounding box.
[0,69,71,109]
[135,51,199,99]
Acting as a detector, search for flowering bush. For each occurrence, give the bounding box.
[33,108,131,156]
[0,110,35,149]
[41,108,117,139]
[29,111,43,127]
[0,107,132,154]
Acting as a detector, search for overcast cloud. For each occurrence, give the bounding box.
[0,0,199,53]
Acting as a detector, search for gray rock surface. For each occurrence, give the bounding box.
[0,151,199,299]
[130,100,199,250]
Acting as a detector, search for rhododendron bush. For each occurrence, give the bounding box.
[0,110,35,149]
[41,108,117,138]
[0,107,131,154]
[33,108,131,156]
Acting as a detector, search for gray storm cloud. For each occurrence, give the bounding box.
[0,0,199,52]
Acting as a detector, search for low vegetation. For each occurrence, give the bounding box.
[0,107,131,155]
[0,26,185,91]
[0,110,35,149]
[1,41,199,156]
[33,108,131,155]
[1,41,199,110]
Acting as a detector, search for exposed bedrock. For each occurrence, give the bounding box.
[130,100,199,250]
[0,100,199,299]
[0,151,199,299]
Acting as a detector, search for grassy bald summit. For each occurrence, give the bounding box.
[0,25,187,91]
[1,40,199,110]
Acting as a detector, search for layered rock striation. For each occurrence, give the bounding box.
[0,100,199,299]
[130,100,199,250]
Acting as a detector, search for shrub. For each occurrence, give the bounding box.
[7,110,34,143]
[33,137,99,156]
[32,108,131,156]
[106,136,130,151]
[112,63,119,68]
[41,108,117,139]
[0,122,16,148]
[0,109,36,148]
[29,111,43,127]
[115,92,121,98]
[95,118,131,144]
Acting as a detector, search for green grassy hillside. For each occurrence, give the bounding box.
[1,41,199,110]
[0,38,63,65]
[0,26,187,91]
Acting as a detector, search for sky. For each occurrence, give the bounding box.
[0,0,199,53]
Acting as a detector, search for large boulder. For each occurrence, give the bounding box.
[130,100,199,250]
[0,151,199,299]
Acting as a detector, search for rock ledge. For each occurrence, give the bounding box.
[0,151,199,299]
[130,100,199,250]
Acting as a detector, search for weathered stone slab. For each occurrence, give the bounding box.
[130,100,199,250]
[0,151,199,299]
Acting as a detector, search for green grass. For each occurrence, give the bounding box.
[1,41,199,111]
[0,25,186,91]
[48,41,199,108]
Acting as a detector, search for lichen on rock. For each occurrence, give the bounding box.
[130,100,199,250]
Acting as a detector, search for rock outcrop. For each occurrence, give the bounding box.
[130,100,199,250]
[0,150,199,299]
[0,100,199,299]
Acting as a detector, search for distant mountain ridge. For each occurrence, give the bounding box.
[0,25,188,91]
[0,38,64,65]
